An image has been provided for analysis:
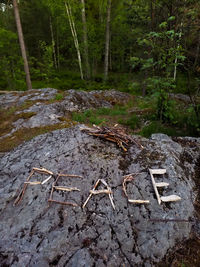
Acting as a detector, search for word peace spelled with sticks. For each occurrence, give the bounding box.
[14,167,181,210]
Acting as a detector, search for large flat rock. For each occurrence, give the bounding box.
[0,126,199,266]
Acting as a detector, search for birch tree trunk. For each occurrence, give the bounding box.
[65,1,83,80]
[80,0,90,80]
[50,16,58,69]
[13,0,32,90]
[104,0,111,82]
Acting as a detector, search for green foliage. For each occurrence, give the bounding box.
[119,114,140,130]
[140,121,181,138]
[186,104,200,136]
[54,93,64,101]
[0,27,25,90]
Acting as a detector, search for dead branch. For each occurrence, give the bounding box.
[80,125,144,151]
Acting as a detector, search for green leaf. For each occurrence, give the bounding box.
[168,16,175,21]
[159,21,167,28]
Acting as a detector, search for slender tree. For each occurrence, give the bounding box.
[50,15,58,69]
[65,0,83,80]
[80,0,90,80]
[104,0,111,82]
[13,0,32,90]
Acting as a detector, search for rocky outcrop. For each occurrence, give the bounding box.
[0,126,199,266]
[0,89,131,139]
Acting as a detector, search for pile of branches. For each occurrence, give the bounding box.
[80,125,143,151]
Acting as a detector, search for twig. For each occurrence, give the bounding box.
[100,179,115,210]
[54,186,80,192]
[41,175,52,185]
[122,173,135,197]
[82,179,100,208]
[57,174,83,178]
[89,189,112,195]
[128,199,150,204]
[24,181,41,185]
[80,125,144,151]
[14,170,34,206]
[32,167,53,175]
[48,199,78,207]
[48,173,81,207]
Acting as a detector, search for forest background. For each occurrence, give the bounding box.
[0,0,200,137]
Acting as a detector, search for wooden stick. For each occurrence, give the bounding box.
[89,189,112,195]
[32,167,53,175]
[108,192,115,210]
[128,199,150,204]
[58,174,83,178]
[48,199,78,207]
[122,174,135,197]
[54,186,80,192]
[24,181,41,185]
[149,169,162,205]
[82,179,100,208]
[41,175,52,185]
[160,195,181,202]
[13,170,34,206]
[49,175,60,202]
[100,179,115,210]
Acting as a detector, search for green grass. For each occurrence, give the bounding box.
[139,121,183,138]
[120,114,140,130]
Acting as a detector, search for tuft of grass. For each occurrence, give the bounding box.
[72,112,87,123]
[54,93,64,101]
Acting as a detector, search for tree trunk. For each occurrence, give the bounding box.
[80,0,90,80]
[13,0,32,90]
[65,1,84,80]
[56,19,60,69]
[104,0,111,82]
[150,0,155,31]
[194,31,200,68]
[50,16,58,69]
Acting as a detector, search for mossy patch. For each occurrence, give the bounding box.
[0,120,76,152]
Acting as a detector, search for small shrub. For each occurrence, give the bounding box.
[54,93,64,101]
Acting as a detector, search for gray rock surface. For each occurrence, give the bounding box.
[0,88,58,109]
[0,89,130,139]
[0,126,199,266]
